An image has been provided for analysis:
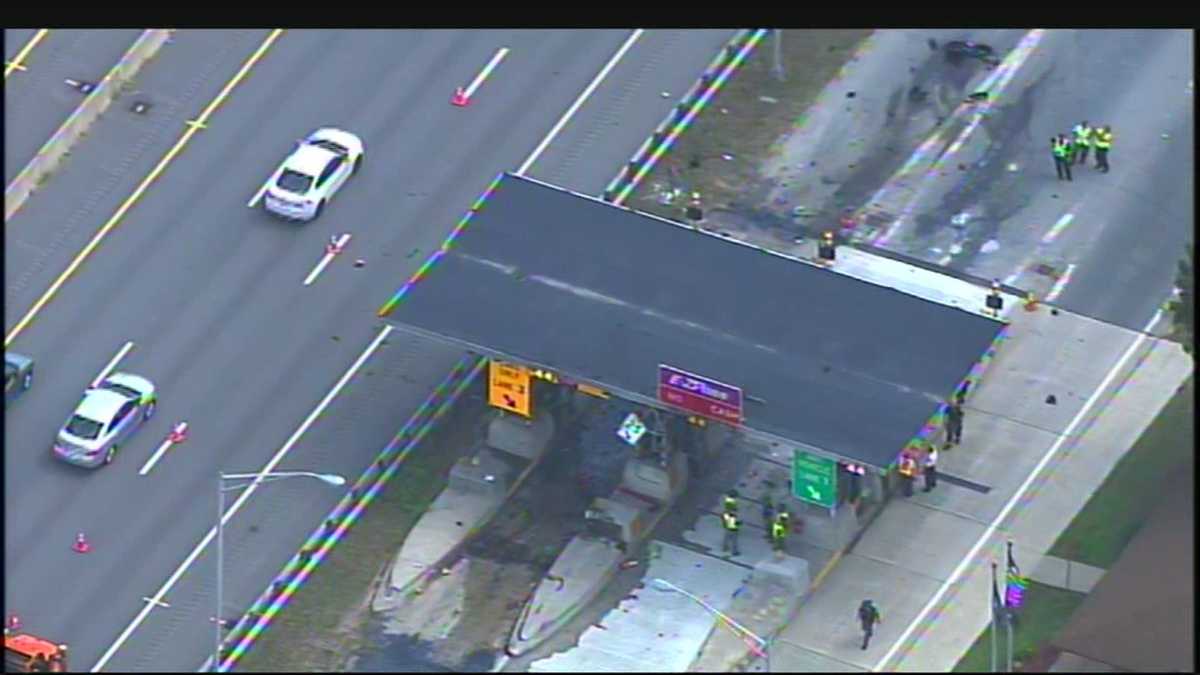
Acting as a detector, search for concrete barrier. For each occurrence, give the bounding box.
[4,29,173,221]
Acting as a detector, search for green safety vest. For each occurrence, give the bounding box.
[1073,125,1092,146]
[722,513,740,531]
[723,496,738,512]
[1095,130,1113,149]
[772,521,786,539]
[1052,140,1068,159]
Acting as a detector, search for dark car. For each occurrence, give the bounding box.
[5,352,35,404]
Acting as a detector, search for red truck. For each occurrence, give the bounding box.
[4,628,68,672]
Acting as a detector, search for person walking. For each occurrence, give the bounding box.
[923,444,941,492]
[858,599,882,650]
[1072,121,1093,165]
[1094,125,1113,172]
[1051,136,1072,181]
[721,510,741,557]
[946,399,964,446]
[723,489,740,515]
[770,512,790,553]
[898,453,918,497]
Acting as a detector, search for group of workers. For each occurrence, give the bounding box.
[720,489,792,558]
[1052,120,1114,181]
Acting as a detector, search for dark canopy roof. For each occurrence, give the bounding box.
[383,174,1004,468]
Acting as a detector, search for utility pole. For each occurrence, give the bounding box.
[772,29,786,81]
[990,561,999,673]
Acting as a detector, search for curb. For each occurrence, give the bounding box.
[210,353,488,672]
[4,29,173,221]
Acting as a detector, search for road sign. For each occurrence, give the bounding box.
[793,451,837,508]
[657,364,743,424]
[617,412,647,446]
[488,360,531,417]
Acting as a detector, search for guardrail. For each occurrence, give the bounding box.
[602,28,770,207]
[4,29,173,221]
[208,352,488,672]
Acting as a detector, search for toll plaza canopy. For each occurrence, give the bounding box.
[381,173,1006,470]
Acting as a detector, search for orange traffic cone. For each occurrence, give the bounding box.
[73,532,91,553]
[451,87,470,107]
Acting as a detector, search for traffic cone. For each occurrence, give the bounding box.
[451,87,470,107]
[7,614,20,631]
[73,532,92,553]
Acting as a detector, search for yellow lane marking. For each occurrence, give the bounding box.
[5,29,49,78]
[4,29,285,348]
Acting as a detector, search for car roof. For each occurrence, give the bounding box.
[285,143,339,177]
[76,388,131,423]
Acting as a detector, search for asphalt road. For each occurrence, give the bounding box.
[4,28,144,184]
[3,28,735,671]
[870,29,1193,332]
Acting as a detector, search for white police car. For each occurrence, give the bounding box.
[262,128,364,221]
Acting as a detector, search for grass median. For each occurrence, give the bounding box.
[628,29,871,221]
[952,580,1086,672]
[1048,375,1194,569]
[236,389,486,673]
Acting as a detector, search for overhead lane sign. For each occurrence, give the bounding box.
[488,360,531,417]
[657,364,743,424]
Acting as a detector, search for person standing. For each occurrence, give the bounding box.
[898,453,918,497]
[1072,121,1093,165]
[924,445,941,492]
[946,400,964,446]
[771,512,790,553]
[1051,136,1072,181]
[721,510,741,557]
[858,599,882,650]
[1094,125,1113,172]
[723,489,739,515]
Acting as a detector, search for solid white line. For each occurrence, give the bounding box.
[515,29,644,176]
[1044,262,1077,302]
[874,309,1163,672]
[91,324,395,672]
[142,597,170,609]
[1041,212,1075,244]
[93,341,135,387]
[247,167,280,208]
[462,47,510,99]
[303,233,351,286]
[138,438,175,476]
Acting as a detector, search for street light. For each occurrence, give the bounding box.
[214,471,346,671]
[650,577,771,671]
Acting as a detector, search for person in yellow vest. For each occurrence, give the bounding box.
[1072,121,1093,166]
[722,489,739,515]
[1051,136,1072,181]
[771,511,790,553]
[721,510,741,556]
[1093,125,1113,173]
[898,452,918,497]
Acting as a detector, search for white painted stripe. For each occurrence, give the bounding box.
[1041,212,1075,244]
[138,437,175,476]
[874,308,1163,672]
[92,341,135,387]
[516,29,644,176]
[462,47,509,99]
[91,324,395,672]
[141,596,170,609]
[1044,262,1077,302]
[247,167,281,208]
[303,233,351,286]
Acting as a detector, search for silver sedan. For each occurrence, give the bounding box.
[53,372,157,469]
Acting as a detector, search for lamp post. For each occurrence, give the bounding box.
[214,471,346,671]
[650,577,771,671]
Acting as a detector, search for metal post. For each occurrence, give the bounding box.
[772,29,785,81]
[990,562,998,673]
[214,474,225,672]
[1005,610,1014,672]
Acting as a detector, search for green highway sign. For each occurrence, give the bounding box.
[793,451,837,508]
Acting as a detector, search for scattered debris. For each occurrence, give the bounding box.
[1161,133,1170,139]
[758,96,778,104]
[846,91,856,98]
[949,243,963,255]
[980,239,1000,254]
[951,212,970,226]
[721,153,735,161]
[1007,162,1019,172]
[661,91,671,98]
[131,100,151,114]
[1045,394,1057,405]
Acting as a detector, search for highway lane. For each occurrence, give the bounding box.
[3,29,144,184]
[3,29,731,670]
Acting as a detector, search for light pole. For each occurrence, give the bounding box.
[214,471,346,671]
[650,577,771,671]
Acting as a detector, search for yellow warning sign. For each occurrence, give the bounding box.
[488,360,532,417]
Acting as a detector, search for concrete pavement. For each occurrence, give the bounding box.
[3,29,742,670]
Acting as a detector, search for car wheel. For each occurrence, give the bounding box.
[145,400,156,420]
[353,154,363,173]
[105,446,117,465]
[22,371,32,390]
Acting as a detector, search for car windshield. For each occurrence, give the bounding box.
[277,169,314,195]
[66,414,104,440]
[102,382,141,400]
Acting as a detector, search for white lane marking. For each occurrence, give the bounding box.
[247,166,281,208]
[462,47,510,99]
[92,341,135,387]
[1043,262,1077,302]
[516,29,644,176]
[141,597,170,609]
[303,233,352,286]
[139,422,189,476]
[874,308,1163,672]
[91,324,395,672]
[1041,212,1075,244]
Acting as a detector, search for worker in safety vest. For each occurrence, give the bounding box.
[771,512,790,553]
[1093,125,1113,173]
[1072,121,1093,165]
[722,489,739,515]
[721,511,741,556]
[898,453,918,497]
[1051,136,1071,181]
